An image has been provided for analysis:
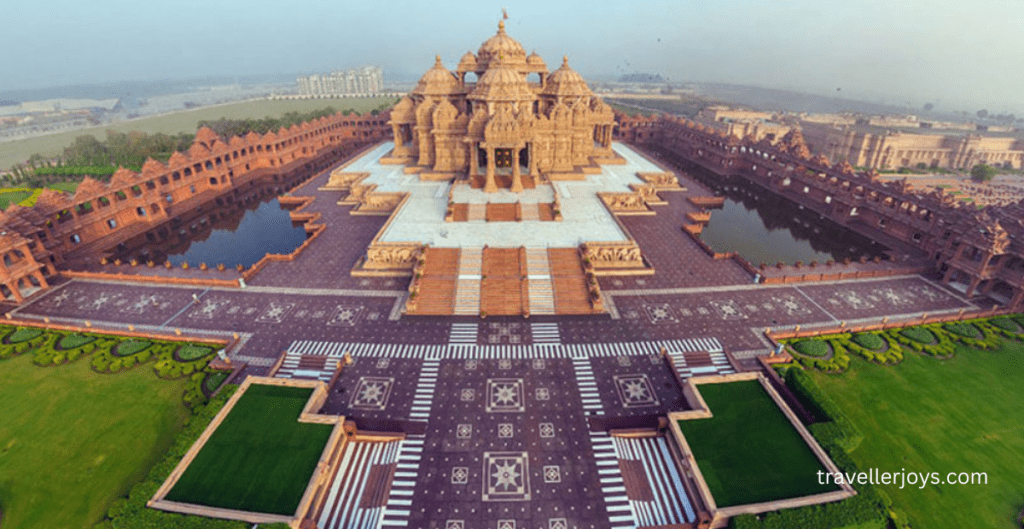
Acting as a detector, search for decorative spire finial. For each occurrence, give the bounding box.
[434,55,443,67]
[562,55,569,67]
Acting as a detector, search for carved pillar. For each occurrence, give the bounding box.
[470,142,479,177]
[34,271,48,289]
[511,147,524,193]
[484,147,497,193]
[1011,288,1024,310]
[391,124,403,148]
[965,276,982,297]
[528,142,537,177]
[941,266,956,285]
[9,282,23,304]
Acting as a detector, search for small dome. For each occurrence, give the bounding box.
[469,59,536,103]
[413,55,460,96]
[527,51,546,70]
[543,56,591,97]
[458,52,477,70]
[477,21,527,67]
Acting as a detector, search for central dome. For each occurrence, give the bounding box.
[477,21,527,67]
[469,58,536,103]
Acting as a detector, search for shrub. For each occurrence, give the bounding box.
[58,333,96,349]
[176,344,214,361]
[989,318,1021,332]
[114,339,152,357]
[899,327,936,344]
[204,372,229,394]
[851,333,885,351]
[8,327,42,343]
[792,339,830,357]
[943,322,980,338]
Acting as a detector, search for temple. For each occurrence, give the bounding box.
[385,21,617,191]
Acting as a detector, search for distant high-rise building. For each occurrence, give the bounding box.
[297,66,383,96]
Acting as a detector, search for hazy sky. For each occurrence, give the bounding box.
[5,0,1023,112]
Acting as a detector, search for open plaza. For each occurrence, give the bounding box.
[0,21,1021,529]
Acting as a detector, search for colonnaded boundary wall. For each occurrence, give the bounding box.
[615,112,1024,310]
[0,111,393,301]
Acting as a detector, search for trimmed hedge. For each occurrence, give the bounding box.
[792,340,830,357]
[851,333,885,351]
[784,367,862,452]
[204,371,230,395]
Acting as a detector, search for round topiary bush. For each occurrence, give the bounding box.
[943,322,981,338]
[900,327,937,344]
[852,333,886,351]
[203,371,230,395]
[792,339,830,357]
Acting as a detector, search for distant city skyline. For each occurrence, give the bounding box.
[5,0,1023,114]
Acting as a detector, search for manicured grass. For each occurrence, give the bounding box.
[165,384,333,515]
[176,344,213,361]
[58,333,96,349]
[0,96,396,168]
[0,190,33,210]
[792,339,830,357]
[676,380,838,507]
[6,328,41,343]
[0,351,189,529]
[943,322,981,338]
[810,343,1024,529]
[851,333,886,351]
[899,326,936,344]
[114,339,152,357]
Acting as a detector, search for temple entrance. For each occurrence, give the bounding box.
[519,145,529,170]
[495,148,514,169]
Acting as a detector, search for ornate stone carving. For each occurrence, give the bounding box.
[636,172,679,188]
[581,242,644,268]
[600,192,648,212]
[364,243,422,270]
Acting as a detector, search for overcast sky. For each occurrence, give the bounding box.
[5,0,1023,113]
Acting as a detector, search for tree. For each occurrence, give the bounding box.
[977,109,989,119]
[971,163,997,182]
[923,102,934,112]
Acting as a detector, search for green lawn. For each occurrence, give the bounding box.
[810,343,1024,529]
[677,380,838,507]
[0,351,189,529]
[165,384,333,515]
[0,96,397,169]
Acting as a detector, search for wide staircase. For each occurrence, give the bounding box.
[453,247,482,315]
[480,248,524,316]
[409,248,459,315]
[549,248,595,314]
[407,246,596,316]
[467,203,486,222]
[524,247,555,315]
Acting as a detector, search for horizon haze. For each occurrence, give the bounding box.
[5,0,1024,114]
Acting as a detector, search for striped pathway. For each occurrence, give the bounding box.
[409,358,439,421]
[613,436,696,527]
[530,322,561,345]
[318,440,401,529]
[590,431,638,529]
[285,337,723,360]
[275,352,338,382]
[572,356,603,416]
[454,248,482,316]
[525,247,555,315]
[377,434,425,527]
[448,322,479,345]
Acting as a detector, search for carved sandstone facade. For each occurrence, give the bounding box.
[385,21,616,192]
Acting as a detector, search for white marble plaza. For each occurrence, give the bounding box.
[343,141,665,248]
